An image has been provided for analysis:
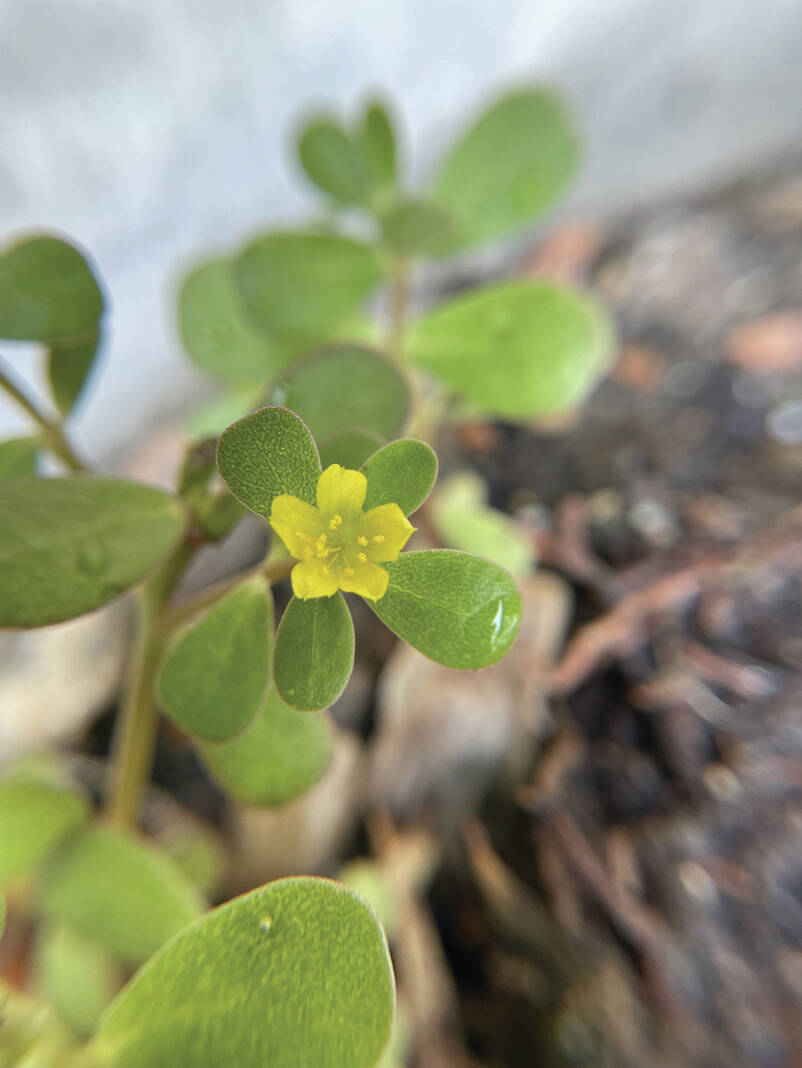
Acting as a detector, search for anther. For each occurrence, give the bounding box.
[357,535,368,546]
[357,552,367,563]
[329,515,342,530]
[344,566,355,577]
[372,534,385,544]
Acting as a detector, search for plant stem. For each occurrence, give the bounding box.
[106,542,196,829]
[0,357,86,473]
[166,555,294,631]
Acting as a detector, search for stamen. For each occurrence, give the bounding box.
[344,566,355,576]
[357,552,368,563]
[329,514,343,530]
[357,535,368,546]
[372,534,385,544]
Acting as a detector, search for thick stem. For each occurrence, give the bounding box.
[105,542,196,828]
[0,358,86,473]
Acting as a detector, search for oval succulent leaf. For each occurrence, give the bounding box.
[0,776,88,885]
[273,593,355,711]
[296,117,374,204]
[217,406,321,518]
[0,477,187,628]
[158,577,273,743]
[91,878,395,1068]
[406,280,614,420]
[370,550,522,669]
[361,439,437,515]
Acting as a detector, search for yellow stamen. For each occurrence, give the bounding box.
[329,514,343,530]
[357,551,367,563]
[357,535,368,546]
[372,534,385,544]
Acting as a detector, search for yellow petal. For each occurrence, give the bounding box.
[358,504,415,563]
[316,464,367,519]
[269,495,324,560]
[290,559,339,599]
[339,560,389,601]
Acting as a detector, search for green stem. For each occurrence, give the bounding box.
[105,542,196,829]
[166,555,294,631]
[0,357,86,473]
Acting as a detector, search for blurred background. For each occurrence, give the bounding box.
[2,2,802,1066]
[2,0,801,457]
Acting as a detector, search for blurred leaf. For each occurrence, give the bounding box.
[406,280,613,419]
[217,406,321,519]
[236,231,384,348]
[39,824,204,966]
[195,492,247,542]
[0,775,88,885]
[361,439,437,515]
[0,436,40,480]
[47,332,101,417]
[179,259,284,382]
[91,877,395,1068]
[339,861,399,940]
[297,117,373,204]
[431,471,534,578]
[274,594,354,711]
[185,382,265,439]
[161,825,224,897]
[318,427,385,469]
[201,687,333,807]
[0,894,5,938]
[433,87,578,249]
[0,234,103,343]
[0,477,187,628]
[357,100,397,189]
[35,923,117,1038]
[380,198,456,256]
[159,577,272,742]
[269,345,409,444]
[371,550,521,668]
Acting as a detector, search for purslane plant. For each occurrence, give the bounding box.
[0,83,613,1067]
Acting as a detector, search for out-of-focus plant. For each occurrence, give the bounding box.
[0,84,612,1066]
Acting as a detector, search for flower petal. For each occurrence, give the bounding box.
[316,464,367,519]
[290,559,339,599]
[270,495,324,560]
[358,504,415,562]
[339,561,389,601]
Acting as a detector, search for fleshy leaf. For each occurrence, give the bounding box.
[236,231,384,348]
[370,550,521,668]
[361,439,437,515]
[0,775,88,885]
[179,259,285,382]
[35,923,117,1038]
[269,345,409,444]
[201,687,333,806]
[406,280,613,419]
[296,117,373,204]
[0,234,104,342]
[380,198,456,256]
[274,594,354,711]
[158,577,272,742]
[0,477,187,628]
[430,472,534,578]
[432,87,578,249]
[47,332,101,416]
[217,406,321,518]
[91,878,395,1068]
[357,100,397,188]
[0,436,40,480]
[39,825,204,966]
[318,427,384,469]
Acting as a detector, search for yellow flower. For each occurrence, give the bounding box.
[269,464,415,601]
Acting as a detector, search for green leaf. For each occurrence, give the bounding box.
[0,776,88,885]
[236,231,385,348]
[274,594,354,711]
[201,687,333,806]
[185,382,265,439]
[357,100,397,188]
[269,344,409,444]
[35,923,117,1038]
[158,577,272,742]
[430,472,534,578]
[362,439,437,515]
[380,198,456,256]
[91,877,394,1068]
[0,477,187,628]
[0,894,5,938]
[371,550,521,668]
[406,280,613,419]
[179,259,285,382]
[47,332,101,417]
[217,406,321,519]
[39,825,204,966]
[0,234,104,342]
[433,87,578,249]
[297,117,373,205]
[319,427,385,469]
[0,436,40,480]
